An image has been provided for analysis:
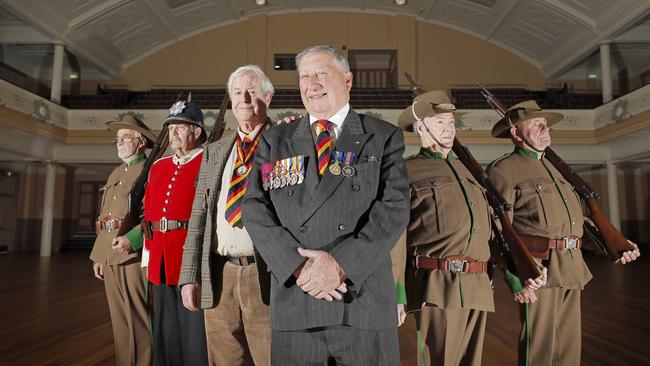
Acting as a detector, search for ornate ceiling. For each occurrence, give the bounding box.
[1,0,649,78]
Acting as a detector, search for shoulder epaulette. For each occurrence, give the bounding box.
[487,152,512,170]
[153,155,172,166]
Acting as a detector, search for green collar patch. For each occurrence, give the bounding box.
[418,147,454,161]
[128,154,146,167]
[514,146,543,160]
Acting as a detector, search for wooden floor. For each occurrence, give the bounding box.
[0,252,648,366]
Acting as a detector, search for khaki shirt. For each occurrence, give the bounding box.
[404,149,494,312]
[89,155,145,266]
[487,146,592,289]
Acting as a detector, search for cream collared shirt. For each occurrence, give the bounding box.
[213,124,266,257]
[172,147,203,166]
[308,103,350,139]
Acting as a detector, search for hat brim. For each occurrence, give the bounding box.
[491,111,564,138]
[106,121,156,147]
[398,108,467,129]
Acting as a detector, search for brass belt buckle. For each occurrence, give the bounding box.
[448,259,466,274]
[160,217,168,233]
[565,237,578,249]
[105,220,114,232]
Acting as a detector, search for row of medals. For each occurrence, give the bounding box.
[263,161,304,191]
[329,151,356,177]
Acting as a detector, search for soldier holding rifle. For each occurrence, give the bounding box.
[394,90,545,366]
[486,99,641,365]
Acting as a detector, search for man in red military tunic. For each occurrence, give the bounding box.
[114,97,208,365]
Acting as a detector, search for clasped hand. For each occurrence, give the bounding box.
[294,248,347,301]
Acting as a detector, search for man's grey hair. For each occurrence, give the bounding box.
[296,45,350,72]
[134,131,142,139]
[227,65,274,97]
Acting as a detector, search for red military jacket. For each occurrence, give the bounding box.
[144,151,203,285]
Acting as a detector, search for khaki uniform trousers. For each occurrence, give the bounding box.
[519,287,581,366]
[416,305,487,366]
[103,259,152,366]
[205,259,271,366]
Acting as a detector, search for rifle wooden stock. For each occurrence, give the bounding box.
[544,148,634,261]
[207,94,229,144]
[116,129,169,237]
[452,139,541,281]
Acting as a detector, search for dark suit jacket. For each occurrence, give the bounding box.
[179,133,270,308]
[242,109,409,331]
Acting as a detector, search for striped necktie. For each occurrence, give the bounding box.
[225,132,261,228]
[314,119,333,176]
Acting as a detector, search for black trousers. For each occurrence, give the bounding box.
[153,264,208,366]
[271,325,399,366]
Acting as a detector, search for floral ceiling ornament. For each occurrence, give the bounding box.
[563,115,577,128]
[480,116,496,128]
[32,99,50,123]
[83,115,98,128]
[611,98,629,123]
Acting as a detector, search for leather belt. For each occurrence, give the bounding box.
[227,256,256,266]
[146,218,189,233]
[412,255,488,274]
[519,234,582,258]
[95,216,123,234]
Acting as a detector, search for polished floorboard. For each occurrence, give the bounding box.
[0,251,648,366]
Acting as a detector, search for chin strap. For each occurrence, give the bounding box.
[419,121,452,150]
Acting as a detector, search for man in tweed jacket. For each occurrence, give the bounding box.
[242,45,409,365]
[179,65,273,366]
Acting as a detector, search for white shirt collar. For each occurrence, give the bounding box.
[309,103,350,138]
[172,147,203,165]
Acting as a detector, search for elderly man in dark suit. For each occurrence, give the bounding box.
[179,65,274,366]
[242,44,409,365]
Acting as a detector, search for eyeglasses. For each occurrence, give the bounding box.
[112,136,140,144]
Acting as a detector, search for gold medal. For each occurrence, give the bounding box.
[329,151,342,175]
[342,151,356,177]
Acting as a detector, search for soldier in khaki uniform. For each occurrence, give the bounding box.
[90,115,156,366]
[486,100,641,366]
[395,91,495,366]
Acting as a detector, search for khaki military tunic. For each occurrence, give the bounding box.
[89,155,151,366]
[487,146,592,289]
[487,146,593,366]
[90,155,146,265]
[401,149,494,366]
[405,150,494,313]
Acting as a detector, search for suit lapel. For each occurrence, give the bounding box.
[212,135,237,192]
[301,110,372,222]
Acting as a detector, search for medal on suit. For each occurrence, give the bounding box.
[329,151,342,175]
[342,151,356,177]
[288,156,298,185]
[237,165,248,175]
[272,161,282,189]
[280,158,290,188]
[261,162,272,191]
